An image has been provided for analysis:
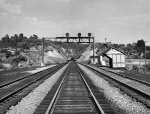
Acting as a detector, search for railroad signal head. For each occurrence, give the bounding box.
[88,33,91,37]
[78,33,81,37]
[66,33,69,37]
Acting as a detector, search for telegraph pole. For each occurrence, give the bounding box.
[87,33,95,63]
[105,38,107,50]
[93,37,95,63]
[144,40,147,74]
[41,38,45,66]
[28,51,31,65]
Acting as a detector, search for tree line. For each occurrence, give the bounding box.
[0,33,150,59]
[0,33,42,51]
[101,39,150,59]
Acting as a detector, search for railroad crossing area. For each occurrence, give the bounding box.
[0,61,150,114]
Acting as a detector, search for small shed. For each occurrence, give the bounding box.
[101,47,126,68]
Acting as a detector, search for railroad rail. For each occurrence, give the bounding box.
[0,63,67,113]
[0,65,57,89]
[80,63,150,108]
[34,61,116,114]
[99,67,150,86]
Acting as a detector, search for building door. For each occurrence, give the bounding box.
[109,58,113,68]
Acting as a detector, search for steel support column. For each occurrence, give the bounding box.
[41,38,45,66]
[93,37,95,63]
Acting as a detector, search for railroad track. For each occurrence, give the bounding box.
[34,61,116,114]
[80,63,150,108]
[99,67,150,86]
[0,65,57,89]
[0,63,67,113]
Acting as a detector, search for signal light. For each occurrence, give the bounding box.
[88,33,91,37]
[66,33,69,37]
[78,33,81,37]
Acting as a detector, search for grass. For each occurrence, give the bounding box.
[90,63,150,83]
[119,70,150,83]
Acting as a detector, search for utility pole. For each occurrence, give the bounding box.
[87,33,95,63]
[105,38,107,50]
[29,51,31,65]
[144,40,147,74]
[93,37,95,63]
[41,38,45,66]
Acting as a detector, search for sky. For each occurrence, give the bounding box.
[0,0,150,45]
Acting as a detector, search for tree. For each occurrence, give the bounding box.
[20,42,30,52]
[17,33,28,51]
[10,36,15,48]
[10,34,19,51]
[146,53,150,59]
[113,43,119,48]
[136,39,145,57]
[0,40,3,49]
[28,34,39,47]
[1,34,10,48]
[29,34,38,41]
[19,33,27,42]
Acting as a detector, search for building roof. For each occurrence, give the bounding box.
[98,47,126,56]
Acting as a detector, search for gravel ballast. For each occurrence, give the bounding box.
[24,65,56,74]
[5,64,68,114]
[78,64,150,114]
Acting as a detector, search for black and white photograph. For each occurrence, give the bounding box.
[0,0,150,114]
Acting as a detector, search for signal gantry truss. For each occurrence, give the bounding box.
[43,33,94,44]
[41,33,95,65]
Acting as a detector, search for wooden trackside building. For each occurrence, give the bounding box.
[101,47,126,68]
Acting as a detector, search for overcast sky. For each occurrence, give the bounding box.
[0,0,150,45]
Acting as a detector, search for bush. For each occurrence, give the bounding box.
[18,55,27,62]
[0,49,12,58]
[0,64,4,69]
[132,64,140,72]
[15,51,20,56]
[12,55,27,64]
[0,49,8,53]
[146,53,150,59]
[0,58,2,63]
[5,51,12,58]
[143,63,150,72]
[125,64,132,70]
[12,58,20,63]
[133,55,140,59]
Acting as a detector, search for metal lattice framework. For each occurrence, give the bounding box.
[43,36,94,44]
[41,33,95,65]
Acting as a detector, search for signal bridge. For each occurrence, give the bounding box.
[43,33,94,44]
[41,33,95,66]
